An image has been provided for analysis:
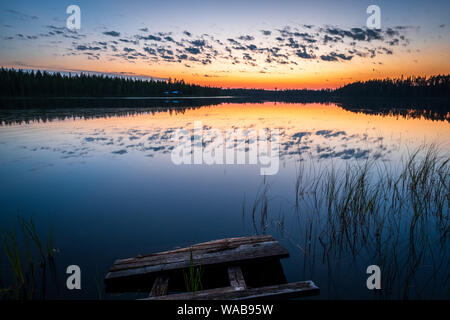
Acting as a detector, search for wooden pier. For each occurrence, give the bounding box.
[104,235,319,300]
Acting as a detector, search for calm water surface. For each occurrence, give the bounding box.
[0,101,449,299]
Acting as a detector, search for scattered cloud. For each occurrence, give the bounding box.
[103,31,121,37]
[2,22,413,73]
[5,9,38,21]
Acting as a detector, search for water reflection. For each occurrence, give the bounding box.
[0,97,449,125]
[4,107,399,164]
[2,102,448,172]
[336,98,450,122]
[0,100,448,299]
[244,146,449,299]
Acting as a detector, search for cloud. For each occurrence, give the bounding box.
[387,38,399,46]
[9,21,411,73]
[185,47,201,54]
[296,49,315,59]
[323,34,342,44]
[227,38,241,45]
[380,47,393,55]
[190,39,206,47]
[143,47,157,55]
[6,9,38,21]
[320,52,353,61]
[322,26,395,43]
[103,31,120,37]
[76,45,102,51]
[119,38,137,44]
[238,35,255,41]
[137,34,162,41]
[157,48,174,56]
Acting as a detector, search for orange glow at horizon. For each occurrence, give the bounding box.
[4,39,450,90]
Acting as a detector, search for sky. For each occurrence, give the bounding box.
[1,0,449,89]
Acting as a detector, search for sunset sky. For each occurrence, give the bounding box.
[1,0,449,89]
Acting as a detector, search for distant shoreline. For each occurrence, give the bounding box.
[1,68,449,100]
[1,96,449,101]
[0,95,240,100]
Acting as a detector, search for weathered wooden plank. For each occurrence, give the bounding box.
[114,235,274,264]
[149,276,169,297]
[228,266,246,290]
[112,235,275,268]
[105,237,289,281]
[143,280,319,300]
[110,240,285,272]
[106,241,288,280]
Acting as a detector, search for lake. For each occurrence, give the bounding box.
[0,99,449,299]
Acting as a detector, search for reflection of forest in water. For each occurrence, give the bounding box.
[0,97,449,125]
[0,107,403,164]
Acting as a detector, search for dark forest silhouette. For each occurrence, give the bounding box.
[333,75,450,98]
[1,68,449,99]
[0,68,222,97]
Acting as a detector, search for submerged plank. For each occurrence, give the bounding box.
[149,276,169,297]
[143,281,319,300]
[105,235,289,281]
[228,266,246,290]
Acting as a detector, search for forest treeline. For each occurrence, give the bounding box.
[1,68,449,98]
[333,75,450,98]
[0,68,222,97]
[225,75,450,98]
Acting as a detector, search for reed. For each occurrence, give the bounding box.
[242,143,449,298]
[183,248,203,293]
[1,216,56,300]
